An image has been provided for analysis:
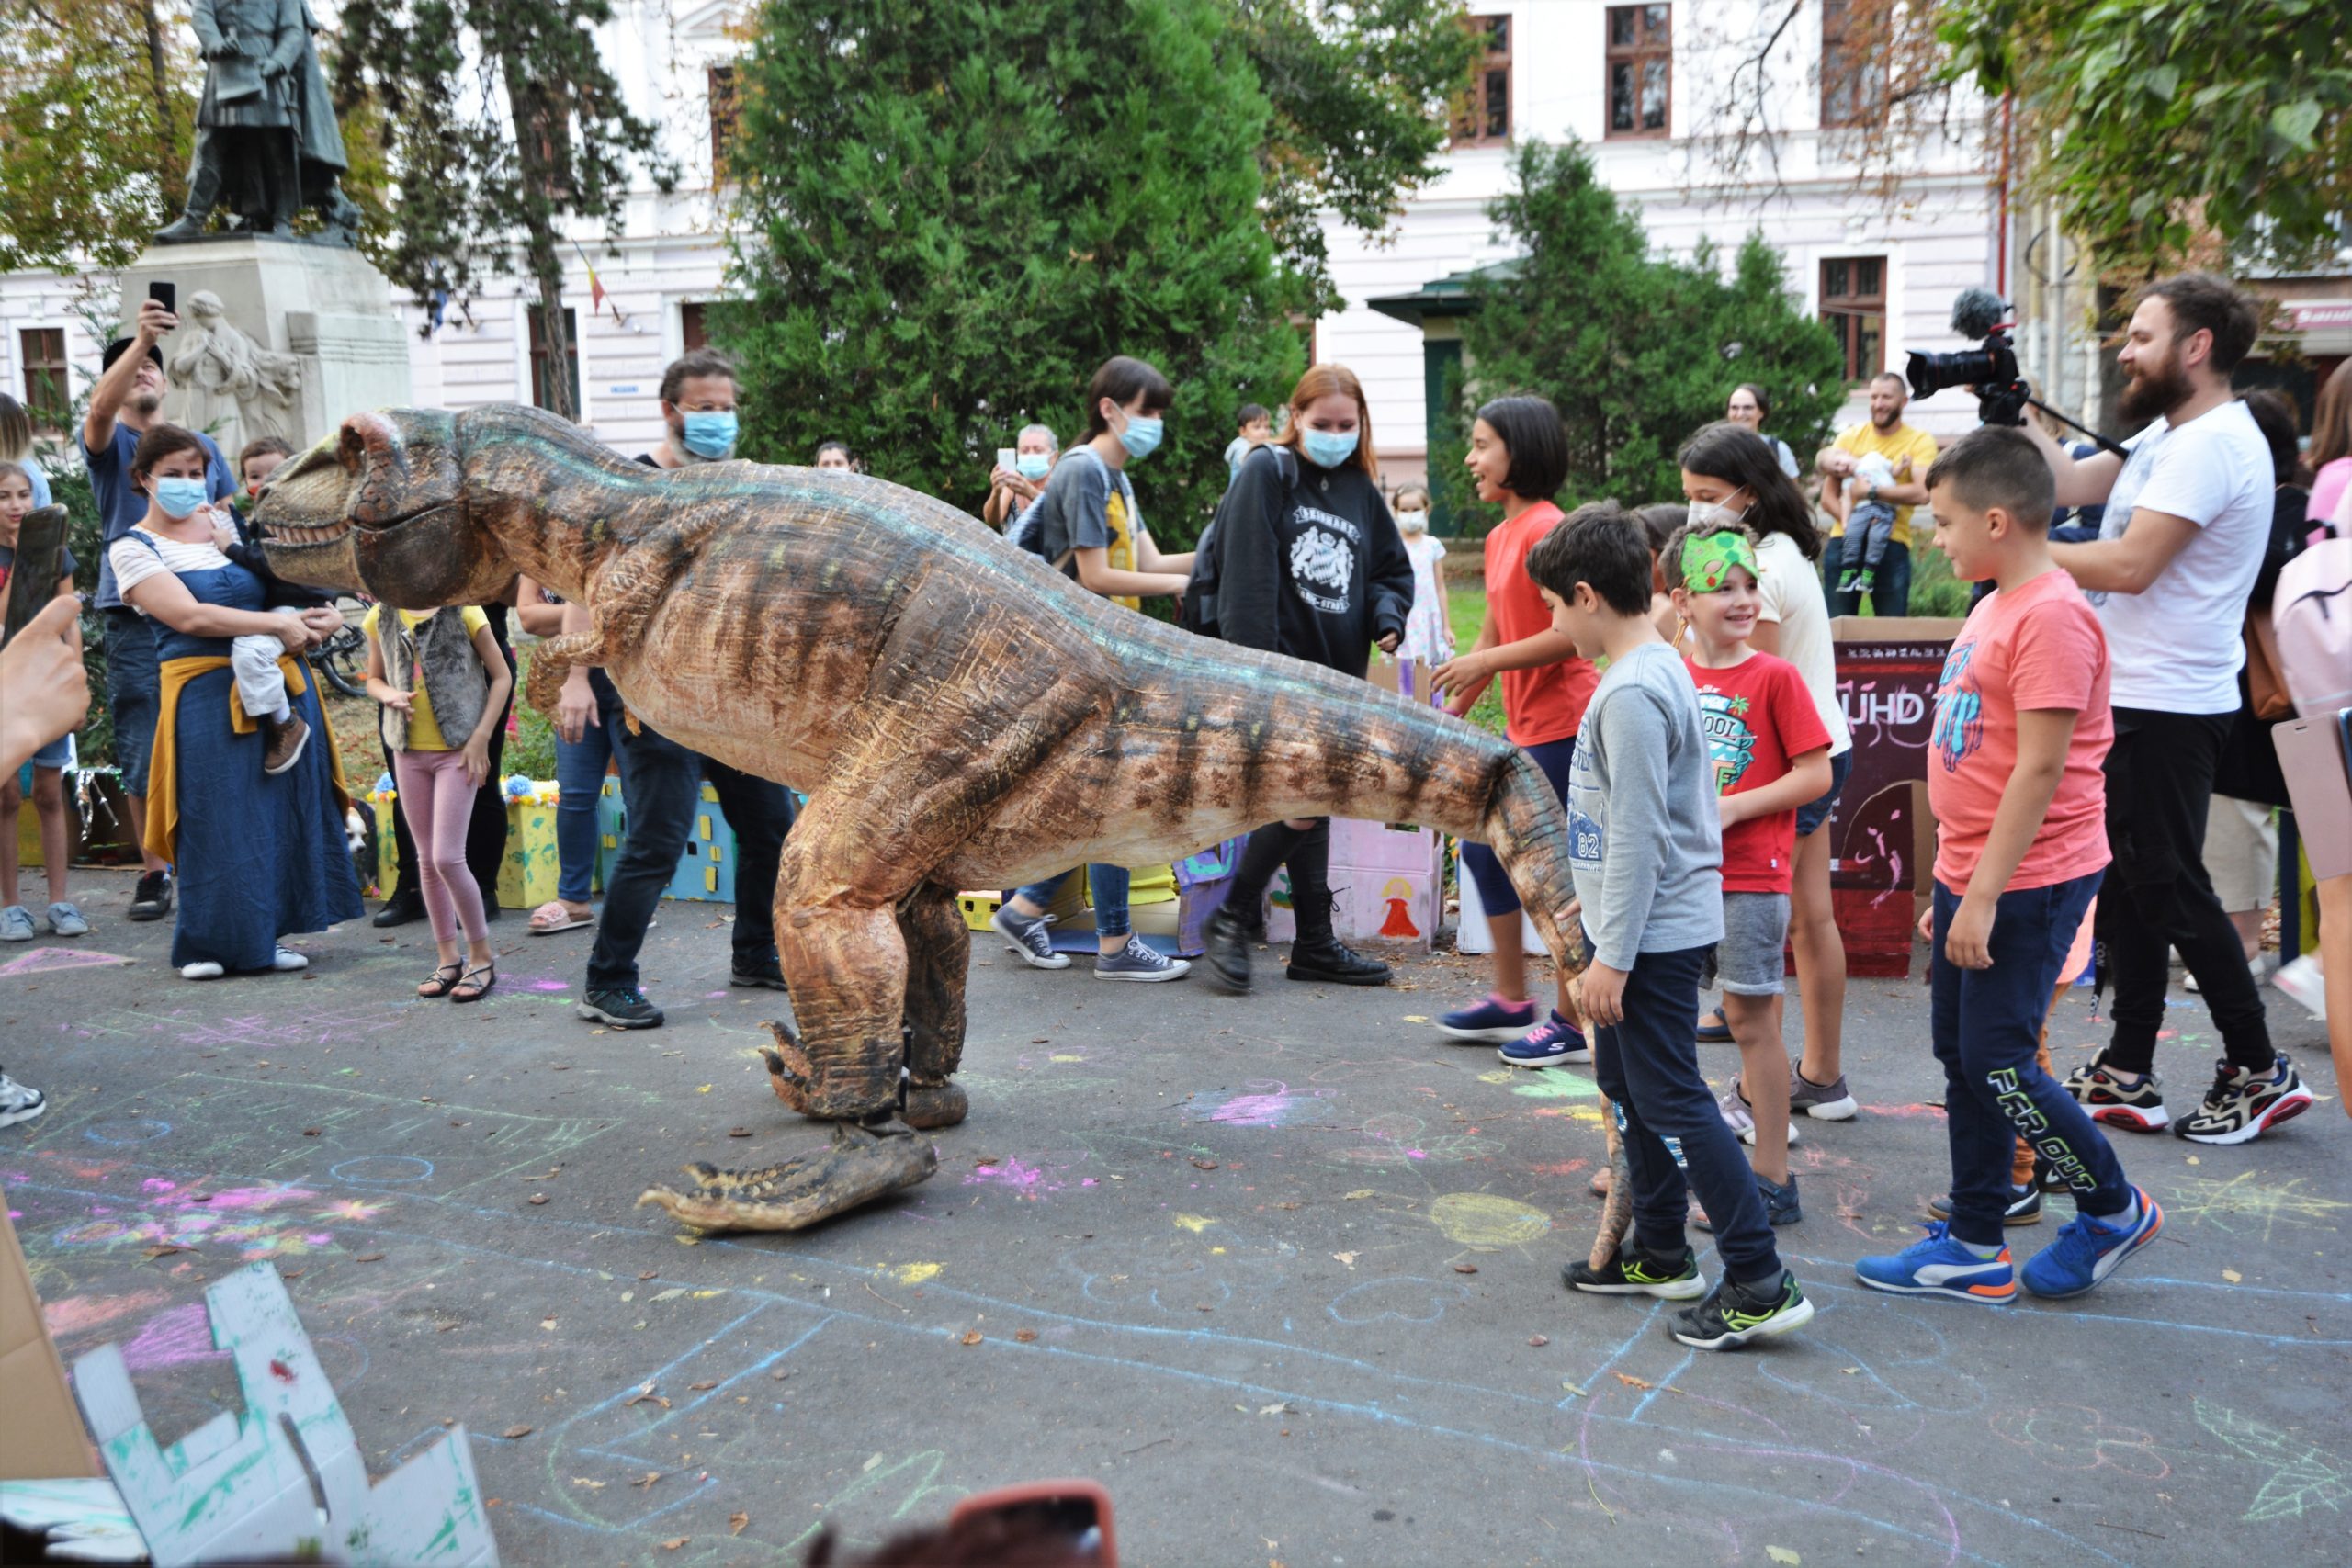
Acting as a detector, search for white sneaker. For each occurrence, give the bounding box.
[272,945,310,972]
[181,960,225,981]
[2272,954,2325,1021]
[0,1069,46,1128]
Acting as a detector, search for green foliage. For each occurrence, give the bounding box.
[333,1,674,418]
[718,0,1315,547]
[1905,536,1974,618]
[1237,0,1485,314]
[1940,0,2352,275]
[1431,141,1848,538]
[0,0,197,273]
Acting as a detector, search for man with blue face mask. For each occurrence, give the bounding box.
[643,348,741,469]
[82,297,237,922]
[983,423,1058,534]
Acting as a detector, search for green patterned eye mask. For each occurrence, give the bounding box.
[1681,529,1758,592]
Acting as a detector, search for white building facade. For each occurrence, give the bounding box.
[3,1,2014,473]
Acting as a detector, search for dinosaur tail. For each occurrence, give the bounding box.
[1471,746,1590,979]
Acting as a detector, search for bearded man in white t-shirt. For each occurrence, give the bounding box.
[2022,273,2314,1146]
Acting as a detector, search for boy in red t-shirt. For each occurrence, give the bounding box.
[1858,427,2160,1306]
[1662,524,1830,1225]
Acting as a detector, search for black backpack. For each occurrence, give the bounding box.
[1182,446,1295,640]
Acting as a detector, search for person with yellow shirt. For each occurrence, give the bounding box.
[1815,373,1939,616]
[365,602,514,1003]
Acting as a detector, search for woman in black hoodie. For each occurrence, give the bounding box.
[1204,363,1417,993]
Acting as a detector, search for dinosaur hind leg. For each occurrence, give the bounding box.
[899,882,971,1130]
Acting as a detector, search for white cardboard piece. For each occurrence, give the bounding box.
[71,1263,498,1568]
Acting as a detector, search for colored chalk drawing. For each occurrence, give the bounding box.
[2194,1398,2349,1522]
[2165,1171,2350,1243]
[0,944,137,976]
[1427,1192,1551,1248]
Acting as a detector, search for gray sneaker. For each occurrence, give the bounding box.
[0,1068,46,1128]
[1790,1066,1860,1121]
[990,905,1070,970]
[0,906,34,942]
[45,901,90,937]
[1094,934,1191,983]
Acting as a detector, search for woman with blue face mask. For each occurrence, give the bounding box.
[989,357,1199,985]
[983,423,1059,534]
[1196,363,1416,998]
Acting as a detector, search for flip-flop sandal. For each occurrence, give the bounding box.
[451,961,497,1004]
[418,962,464,998]
[528,901,594,934]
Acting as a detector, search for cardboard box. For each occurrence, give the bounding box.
[0,1187,101,1479]
[596,778,740,903]
[1830,616,1962,976]
[374,782,573,906]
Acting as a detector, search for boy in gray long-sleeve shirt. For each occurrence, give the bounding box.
[1525,502,1813,1350]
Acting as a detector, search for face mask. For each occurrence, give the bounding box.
[1687,492,1748,533]
[1301,428,1360,468]
[1396,508,1427,534]
[680,411,739,459]
[153,477,209,520]
[1015,452,1052,480]
[1117,413,1163,460]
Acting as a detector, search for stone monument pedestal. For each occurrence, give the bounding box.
[119,238,411,457]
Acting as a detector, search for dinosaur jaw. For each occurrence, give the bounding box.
[636,1121,939,1232]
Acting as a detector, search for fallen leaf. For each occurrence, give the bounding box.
[2185,1154,2200,1165]
[503,1425,534,1439]
[650,1288,685,1302]
[142,1244,193,1259]
[279,1269,303,1280]
[1031,1036,1050,1044]
[660,1540,686,1551]
[1766,1549,1801,1566]
[639,1271,658,1280]
[528,1194,549,1206]
[728,1128,752,1138]
[571,1477,605,1491]
[729,1511,749,1537]
[1527,1335,1548,1348]
[2222,1269,2243,1283]
[1402,1014,1430,1023]
[187,1193,212,1203]
[960,1330,983,1346]
[772,1369,791,1381]
[1191,1157,1219,1170]
[632,1472,662,1488]
[1561,1382,1588,1397]
[689,1380,717,1391]
[1841,1367,1860,1375]
[1258,1401,1290,1416]
[625,1384,671,1410]
[695,1085,712,1094]
[1453,1263,1478,1275]
[539,1317,558,1331]
[1612,1372,1652,1391]
[302,1127,322,1137]
[1342,1189,1374,1201]
[1333,1251,1360,1269]
[352,1252,386,1263]
[1014,1329,1037,1343]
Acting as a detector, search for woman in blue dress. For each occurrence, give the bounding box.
[107,425,361,979]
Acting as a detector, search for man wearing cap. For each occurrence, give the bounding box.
[81,297,238,920]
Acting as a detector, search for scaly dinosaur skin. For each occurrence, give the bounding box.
[260,406,1590,1232]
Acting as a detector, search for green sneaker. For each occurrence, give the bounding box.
[1562,1245,1706,1301]
[1671,1269,1815,1349]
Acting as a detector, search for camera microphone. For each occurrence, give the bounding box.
[1949,288,2009,341]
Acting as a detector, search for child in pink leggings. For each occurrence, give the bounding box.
[365,604,513,1001]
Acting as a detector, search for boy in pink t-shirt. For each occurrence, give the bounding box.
[1856,428,2161,1307]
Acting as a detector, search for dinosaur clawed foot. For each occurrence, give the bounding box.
[637,1119,938,1233]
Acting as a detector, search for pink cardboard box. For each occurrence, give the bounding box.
[1329,817,1443,876]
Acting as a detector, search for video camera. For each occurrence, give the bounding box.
[1905,288,2029,426]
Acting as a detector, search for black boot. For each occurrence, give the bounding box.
[372,890,426,929]
[1203,908,1255,995]
[1287,929,1393,986]
[1283,822,1391,986]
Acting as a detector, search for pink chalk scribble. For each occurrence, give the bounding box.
[42,1288,170,1340]
[1203,1080,1338,1130]
[119,1302,231,1372]
[962,1156,1071,1200]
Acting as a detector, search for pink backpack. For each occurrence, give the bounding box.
[2270,532,2351,715]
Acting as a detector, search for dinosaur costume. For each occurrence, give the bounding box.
[260,406,1590,1232]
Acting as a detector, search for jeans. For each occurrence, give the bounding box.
[1824,533,1911,617]
[106,608,160,795]
[1931,871,2130,1245]
[1015,865,1131,939]
[2098,708,2274,1076]
[586,678,795,993]
[552,672,617,905]
[392,747,491,944]
[1589,938,1783,1286]
[383,640,514,908]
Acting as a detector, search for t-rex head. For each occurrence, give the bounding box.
[256,409,518,607]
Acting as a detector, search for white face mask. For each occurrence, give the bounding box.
[1397,508,1428,534]
[1687,492,1749,533]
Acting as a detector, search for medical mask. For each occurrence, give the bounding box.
[1396,508,1427,535]
[1301,428,1360,469]
[1117,413,1164,460]
[680,411,739,459]
[153,477,209,520]
[1687,493,1749,533]
[1015,452,1053,480]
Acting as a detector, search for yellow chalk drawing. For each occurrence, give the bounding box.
[1173,1213,1216,1233]
[888,1263,943,1286]
[1429,1192,1552,1248]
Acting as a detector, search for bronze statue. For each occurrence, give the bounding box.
[156,0,360,244]
[257,406,1592,1233]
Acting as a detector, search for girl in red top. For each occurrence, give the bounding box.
[1431,396,1598,1064]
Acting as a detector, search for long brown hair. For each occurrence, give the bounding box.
[1273,363,1378,478]
[2313,358,2352,471]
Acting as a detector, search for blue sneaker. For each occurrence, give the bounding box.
[2020,1187,2163,1300]
[1854,1222,2017,1304]
[1498,1010,1589,1067]
[1438,993,1537,1043]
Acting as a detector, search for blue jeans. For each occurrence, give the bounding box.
[106,609,160,795]
[552,672,617,905]
[586,676,796,992]
[1826,532,1911,616]
[1589,937,1784,1287]
[1015,865,1131,940]
[1930,870,2130,1246]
